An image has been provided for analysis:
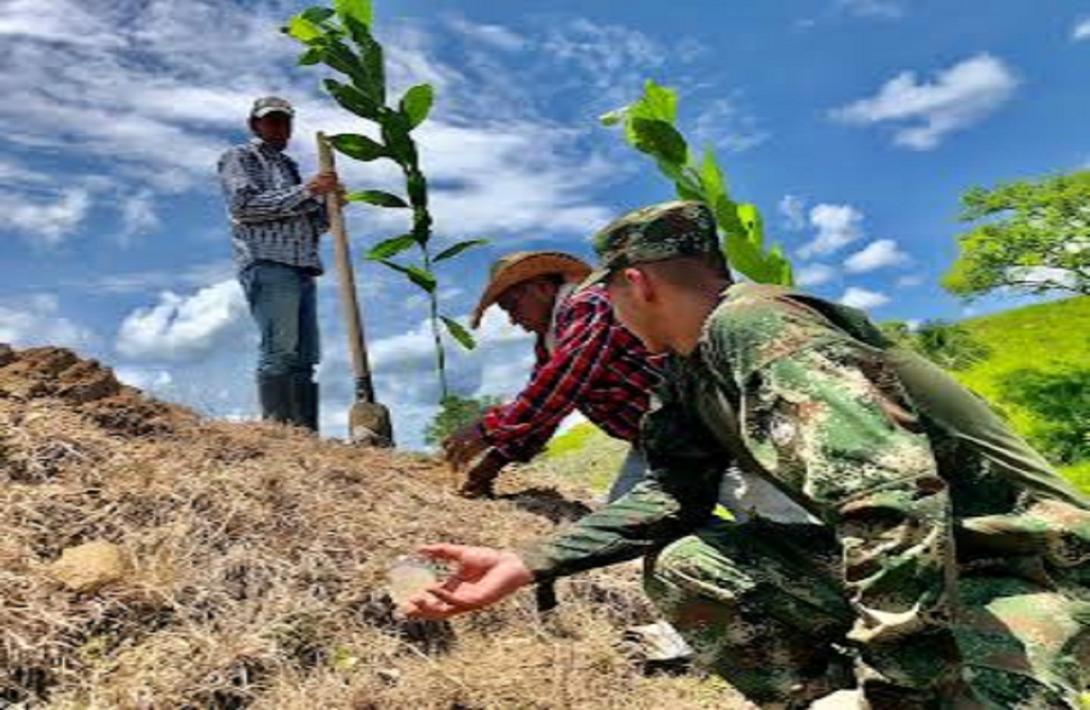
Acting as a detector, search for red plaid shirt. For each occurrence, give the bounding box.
[480,285,663,464]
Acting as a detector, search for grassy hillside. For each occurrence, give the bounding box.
[0,345,746,708]
[545,297,1090,495]
[956,296,1089,491]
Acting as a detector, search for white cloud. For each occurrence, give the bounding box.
[830,54,1018,150]
[0,188,91,246]
[115,279,249,361]
[0,0,123,47]
[799,203,864,258]
[836,0,905,19]
[692,97,769,153]
[114,366,174,392]
[0,293,96,349]
[896,273,925,288]
[446,16,527,51]
[844,239,909,273]
[796,263,837,287]
[83,260,236,295]
[0,0,620,242]
[1072,18,1090,41]
[119,191,160,243]
[839,286,890,310]
[542,18,664,95]
[779,195,807,231]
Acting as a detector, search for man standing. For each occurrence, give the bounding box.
[443,251,662,500]
[218,96,341,431]
[407,202,1090,707]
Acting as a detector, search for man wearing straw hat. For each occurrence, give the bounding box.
[442,251,663,500]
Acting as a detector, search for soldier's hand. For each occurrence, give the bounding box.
[442,422,488,471]
[306,172,338,196]
[401,544,534,620]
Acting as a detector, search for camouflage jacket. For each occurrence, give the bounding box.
[521,283,1090,693]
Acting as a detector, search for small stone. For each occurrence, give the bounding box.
[48,540,126,592]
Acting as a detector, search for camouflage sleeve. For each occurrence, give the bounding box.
[733,337,965,700]
[519,369,723,581]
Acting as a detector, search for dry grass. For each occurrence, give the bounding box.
[0,345,746,709]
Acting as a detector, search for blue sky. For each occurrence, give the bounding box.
[1,0,1088,446]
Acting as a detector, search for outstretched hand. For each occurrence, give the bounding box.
[401,543,534,620]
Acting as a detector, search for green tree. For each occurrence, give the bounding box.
[600,80,794,286]
[878,319,990,371]
[943,170,1090,299]
[878,320,915,349]
[283,1,487,400]
[912,321,991,371]
[424,394,502,447]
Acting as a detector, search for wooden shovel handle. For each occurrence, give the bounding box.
[317,131,375,402]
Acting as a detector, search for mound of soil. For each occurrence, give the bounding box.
[0,344,743,708]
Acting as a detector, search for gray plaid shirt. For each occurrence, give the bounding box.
[217,138,328,274]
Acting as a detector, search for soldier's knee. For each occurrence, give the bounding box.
[644,534,746,603]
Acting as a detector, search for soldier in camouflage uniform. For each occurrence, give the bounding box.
[405,201,1090,708]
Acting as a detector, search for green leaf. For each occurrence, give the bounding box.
[316,36,371,91]
[300,7,336,24]
[622,80,679,146]
[736,203,765,248]
[711,195,745,240]
[298,47,324,66]
[599,108,626,126]
[700,149,728,204]
[334,0,373,27]
[434,239,488,262]
[400,84,434,130]
[380,260,436,292]
[365,234,417,259]
[347,190,408,208]
[631,118,688,165]
[285,14,323,44]
[341,14,385,103]
[330,133,387,161]
[724,231,772,283]
[323,79,379,120]
[381,112,417,165]
[639,79,679,124]
[441,316,476,350]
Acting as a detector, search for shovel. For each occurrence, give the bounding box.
[317,131,394,447]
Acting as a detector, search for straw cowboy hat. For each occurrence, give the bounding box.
[470,251,592,329]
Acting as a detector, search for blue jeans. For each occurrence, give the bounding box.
[239,261,320,378]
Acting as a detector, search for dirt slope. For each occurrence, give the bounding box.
[0,344,744,709]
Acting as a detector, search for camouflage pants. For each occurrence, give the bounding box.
[644,520,1090,708]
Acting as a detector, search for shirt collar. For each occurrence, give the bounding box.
[544,282,578,354]
[250,136,283,154]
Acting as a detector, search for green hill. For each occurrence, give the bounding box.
[956,296,1089,491]
[545,297,1090,494]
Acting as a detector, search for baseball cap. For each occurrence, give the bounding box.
[250,96,294,119]
[581,200,719,288]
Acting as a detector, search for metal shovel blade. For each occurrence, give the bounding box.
[349,400,394,447]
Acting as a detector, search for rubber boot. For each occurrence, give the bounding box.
[295,374,319,433]
[258,374,295,424]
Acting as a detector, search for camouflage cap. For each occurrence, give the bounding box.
[581,201,718,288]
